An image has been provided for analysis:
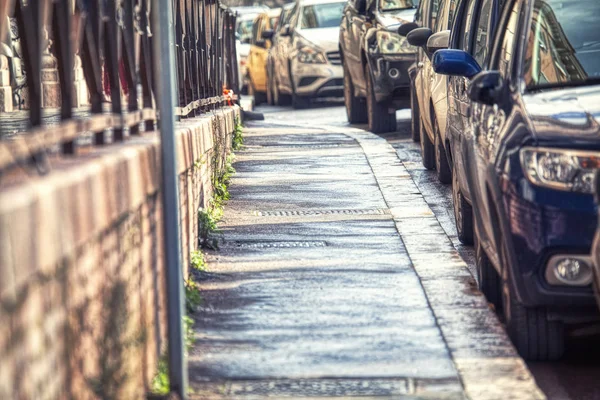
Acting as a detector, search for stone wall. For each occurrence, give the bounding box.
[0,106,239,399]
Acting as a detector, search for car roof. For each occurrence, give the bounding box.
[297,0,346,7]
[267,8,282,17]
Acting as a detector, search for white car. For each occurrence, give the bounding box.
[269,0,346,108]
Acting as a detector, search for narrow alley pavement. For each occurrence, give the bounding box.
[188,104,597,399]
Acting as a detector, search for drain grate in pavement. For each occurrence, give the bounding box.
[192,377,464,399]
[253,208,390,217]
[258,143,354,149]
[225,240,327,249]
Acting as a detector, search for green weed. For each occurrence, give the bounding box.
[232,117,244,150]
[190,250,207,272]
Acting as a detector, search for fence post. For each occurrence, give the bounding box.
[152,0,188,398]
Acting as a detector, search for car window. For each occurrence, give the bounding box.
[429,0,441,28]
[472,0,494,66]
[301,2,345,29]
[523,0,600,89]
[434,0,457,32]
[495,0,520,77]
[270,16,279,30]
[457,0,477,52]
[253,16,266,44]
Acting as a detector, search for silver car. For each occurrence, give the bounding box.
[268,0,345,108]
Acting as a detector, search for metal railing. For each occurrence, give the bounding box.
[0,0,238,176]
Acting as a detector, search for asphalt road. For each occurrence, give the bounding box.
[254,101,600,400]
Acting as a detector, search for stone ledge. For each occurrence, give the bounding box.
[0,106,240,301]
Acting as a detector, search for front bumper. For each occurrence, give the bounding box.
[291,61,343,98]
[501,175,599,315]
[368,54,415,106]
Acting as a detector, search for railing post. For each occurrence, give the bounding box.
[152,0,187,398]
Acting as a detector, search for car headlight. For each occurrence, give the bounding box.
[376,31,415,54]
[520,147,600,193]
[297,46,327,64]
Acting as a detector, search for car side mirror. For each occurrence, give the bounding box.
[432,49,481,79]
[262,29,274,40]
[398,22,419,37]
[355,0,367,14]
[406,27,433,48]
[469,71,504,105]
[426,30,450,54]
[280,25,291,37]
[255,39,267,48]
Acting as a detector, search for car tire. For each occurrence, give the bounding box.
[501,243,565,361]
[452,167,474,245]
[410,84,420,142]
[344,63,367,123]
[249,79,266,105]
[434,119,451,184]
[420,118,435,170]
[366,65,396,133]
[475,235,502,312]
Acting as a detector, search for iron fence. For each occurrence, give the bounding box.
[0,0,238,176]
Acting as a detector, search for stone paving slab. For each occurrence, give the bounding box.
[189,120,545,399]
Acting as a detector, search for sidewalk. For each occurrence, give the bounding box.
[188,118,544,399]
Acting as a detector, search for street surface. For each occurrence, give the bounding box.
[189,102,600,399]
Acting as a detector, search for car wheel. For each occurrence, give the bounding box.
[420,118,435,170]
[344,63,367,123]
[475,234,502,311]
[292,83,310,109]
[365,65,396,133]
[434,119,451,184]
[410,84,420,142]
[501,242,565,361]
[248,79,266,105]
[452,166,474,245]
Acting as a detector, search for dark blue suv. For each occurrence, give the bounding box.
[434,0,600,360]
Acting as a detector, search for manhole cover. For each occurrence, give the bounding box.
[253,208,390,217]
[225,240,327,249]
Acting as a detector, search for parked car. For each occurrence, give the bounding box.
[427,0,506,246]
[234,6,269,93]
[266,2,296,105]
[434,0,600,360]
[593,173,600,309]
[246,8,282,104]
[402,0,457,183]
[268,0,346,109]
[339,0,417,133]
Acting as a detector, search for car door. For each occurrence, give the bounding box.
[419,0,442,140]
[254,16,269,91]
[347,0,368,89]
[280,6,300,93]
[469,0,522,253]
[446,0,478,203]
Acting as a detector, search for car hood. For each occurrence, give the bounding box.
[522,84,600,147]
[296,27,340,53]
[376,9,417,30]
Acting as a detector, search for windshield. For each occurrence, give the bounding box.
[524,0,600,90]
[380,0,417,11]
[300,2,345,29]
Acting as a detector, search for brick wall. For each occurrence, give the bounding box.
[0,106,239,399]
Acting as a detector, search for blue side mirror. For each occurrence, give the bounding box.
[432,49,481,79]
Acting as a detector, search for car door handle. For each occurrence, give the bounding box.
[417,62,424,69]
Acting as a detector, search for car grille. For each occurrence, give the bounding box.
[326,51,341,65]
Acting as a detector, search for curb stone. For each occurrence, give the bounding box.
[340,128,545,400]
